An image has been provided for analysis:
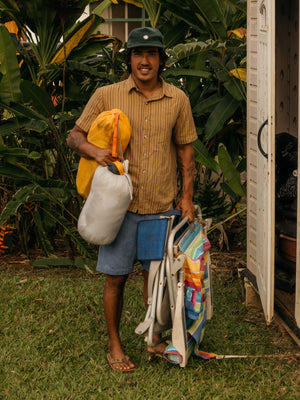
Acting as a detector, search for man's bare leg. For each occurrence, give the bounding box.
[103,274,135,370]
[142,270,168,355]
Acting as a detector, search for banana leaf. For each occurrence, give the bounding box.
[192,93,222,116]
[32,209,55,256]
[20,80,56,118]
[0,23,22,103]
[0,118,48,135]
[225,0,247,13]
[142,0,161,27]
[32,257,75,267]
[229,67,246,82]
[193,138,219,174]
[0,147,40,160]
[156,0,227,39]
[50,14,104,65]
[93,0,120,17]
[166,40,224,66]
[218,144,246,197]
[68,35,122,59]
[0,101,50,123]
[40,207,97,260]
[204,93,240,141]
[0,164,36,181]
[0,184,37,226]
[162,68,212,79]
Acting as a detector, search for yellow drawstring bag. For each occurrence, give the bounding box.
[76,109,131,199]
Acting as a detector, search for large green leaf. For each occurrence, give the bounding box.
[142,0,161,28]
[0,184,37,225]
[157,0,227,39]
[224,79,245,101]
[0,23,22,103]
[0,118,48,135]
[192,0,227,39]
[32,210,55,256]
[40,207,97,260]
[167,40,223,66]
[192,93,222,116]
[0,164,36,181]
[156,0,211,34]
[20,80,55,117]
[51,14,104,65]
[193,138,220,173]
[204,93,240,141]
[218,144,246,197]
[32,257,74,267]
[93,0,115,17]
[225,0,247,13]
[162,68,212,79]
[0,147,32,158]
[0,101,50,123]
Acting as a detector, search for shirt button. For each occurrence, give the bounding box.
[143,153,147,156]
[145,119,148,122]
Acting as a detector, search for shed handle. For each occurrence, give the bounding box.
[257,119,268,159]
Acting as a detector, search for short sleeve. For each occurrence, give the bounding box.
[173,91,198,145]
[75,88,105,133]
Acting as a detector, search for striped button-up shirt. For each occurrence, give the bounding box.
[76,75,197,214]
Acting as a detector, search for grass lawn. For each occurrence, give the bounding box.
[0,250,299,400]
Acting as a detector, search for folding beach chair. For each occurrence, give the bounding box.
[135,205,213,367]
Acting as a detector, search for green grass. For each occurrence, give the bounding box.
[0,254,299,400]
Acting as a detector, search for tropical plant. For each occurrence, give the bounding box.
[139,0,247,216]
[0,0,125,261]
[0,0,248,260]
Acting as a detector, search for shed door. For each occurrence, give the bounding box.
[256,0,275,323]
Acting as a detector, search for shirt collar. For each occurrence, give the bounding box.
[126,74,173,98]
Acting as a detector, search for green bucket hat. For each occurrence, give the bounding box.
[127,27,164,49]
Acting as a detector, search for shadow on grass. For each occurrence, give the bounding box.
[0,249,299,399]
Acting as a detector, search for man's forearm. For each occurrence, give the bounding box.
[67,124,119,166]
[67,125,93,159]
[176,142,196,221]
[176,142,195,198]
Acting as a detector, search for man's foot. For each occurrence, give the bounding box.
[107,353,135,372]
[146,340,168,357]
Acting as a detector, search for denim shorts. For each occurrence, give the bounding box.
[96,209,176,276]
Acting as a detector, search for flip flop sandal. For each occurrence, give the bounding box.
[106,353,135,372]
[146,338,170,360]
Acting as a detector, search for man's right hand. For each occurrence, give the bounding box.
[67,124,120,166]
[93,147,119,166]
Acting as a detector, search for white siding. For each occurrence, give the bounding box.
[247,0,258,276]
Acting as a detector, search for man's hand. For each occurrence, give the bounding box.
[176,142,196,222]
[176,195,195,222]
[67,124,120,165]
[93,147,119,166]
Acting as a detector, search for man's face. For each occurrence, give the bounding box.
[129,47,162,85]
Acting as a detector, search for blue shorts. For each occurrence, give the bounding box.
[96,210,176,276]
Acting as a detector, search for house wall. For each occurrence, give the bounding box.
[275,0,298,137]
[247,0,258,276]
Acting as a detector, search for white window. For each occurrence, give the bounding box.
[91,2,149,43]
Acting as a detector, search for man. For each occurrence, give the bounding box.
[67,27,198,371]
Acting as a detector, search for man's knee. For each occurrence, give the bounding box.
[104,274,128,293]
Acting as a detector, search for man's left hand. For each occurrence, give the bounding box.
[176,196,195,222]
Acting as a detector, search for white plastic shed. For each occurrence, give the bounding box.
[247,0,300,335]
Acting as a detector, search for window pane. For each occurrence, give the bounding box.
[112,4,125,19]
[112,21,125,42]
[128,21,143,32]
[128,4,142,18]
